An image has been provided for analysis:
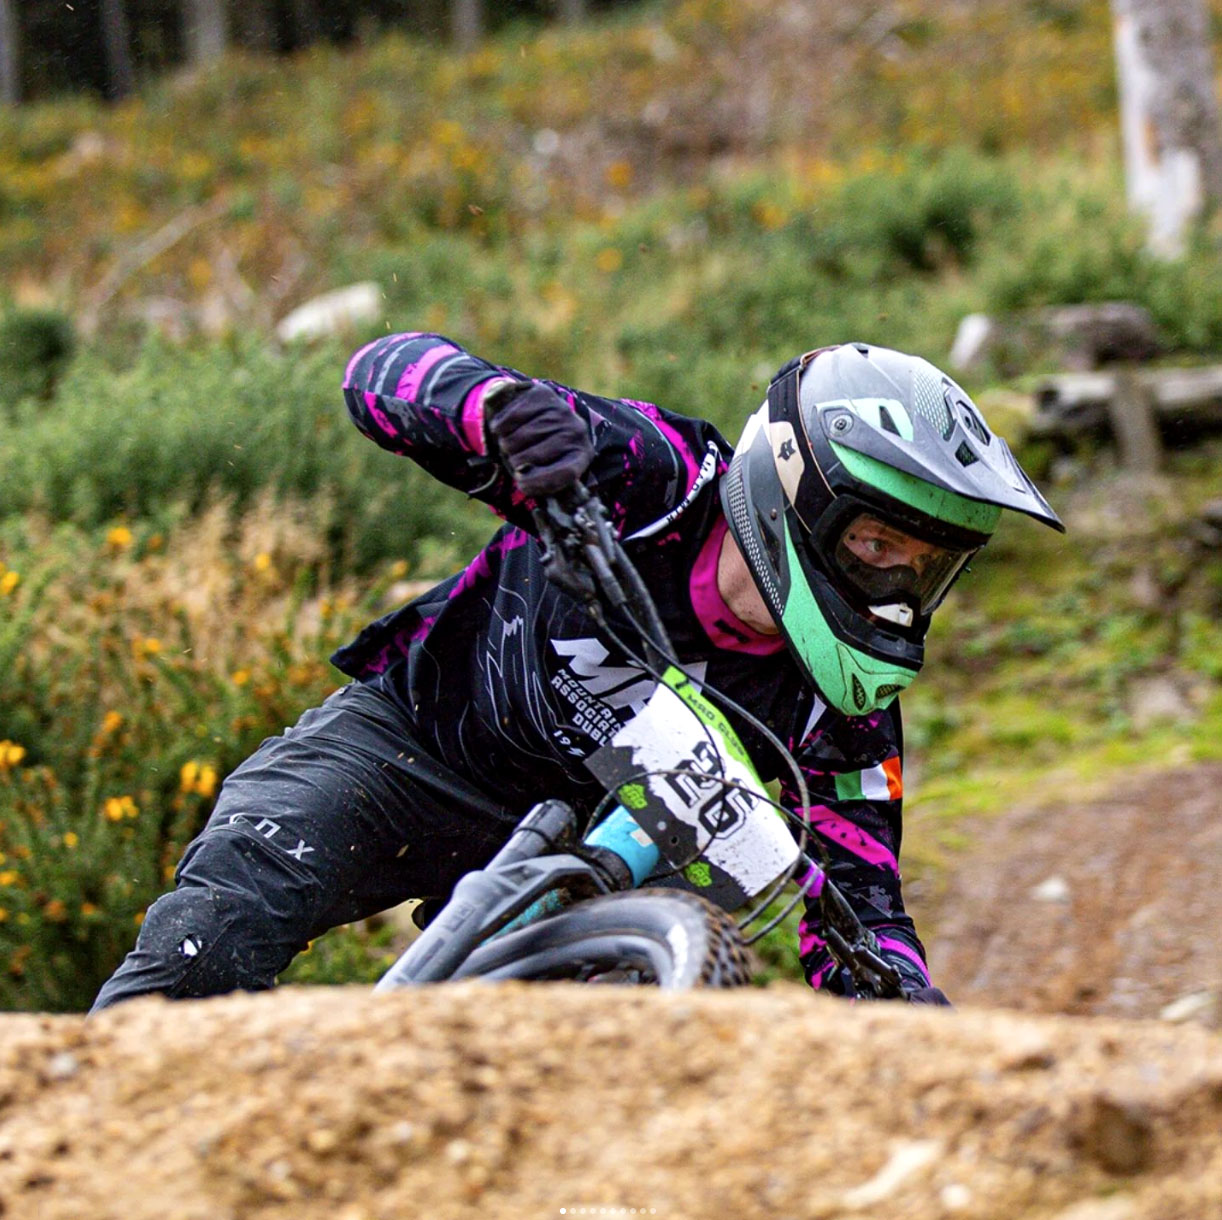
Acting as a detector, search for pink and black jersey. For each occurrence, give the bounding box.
[332,332,932,993]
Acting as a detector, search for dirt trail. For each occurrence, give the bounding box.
[4,763,1222,1220]
[928,762,1222,1025]
[3,983,1222,1220]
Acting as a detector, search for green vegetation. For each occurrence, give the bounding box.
[1,0,1220,1008]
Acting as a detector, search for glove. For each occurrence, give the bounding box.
[487,382,594,498]
[903,985,953,1007]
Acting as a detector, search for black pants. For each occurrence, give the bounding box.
[91,683,513,1011]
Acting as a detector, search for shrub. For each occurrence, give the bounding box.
[0,307,76,414]
[0,506,407,1010]
[0,336,493,573]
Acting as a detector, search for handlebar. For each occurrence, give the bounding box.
[530,479,903,1001]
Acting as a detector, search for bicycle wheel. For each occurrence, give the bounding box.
[450,889,752,988]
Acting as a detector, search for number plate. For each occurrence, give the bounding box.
[586,667,799,909]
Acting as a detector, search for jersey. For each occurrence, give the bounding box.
[331,332,933,993]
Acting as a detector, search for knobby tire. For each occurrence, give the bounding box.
[450,889,752,989]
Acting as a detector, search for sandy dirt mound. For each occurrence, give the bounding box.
[929,762,1222,1025]
[3,984,1222,1220]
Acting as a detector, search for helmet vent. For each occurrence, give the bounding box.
[851,674,868,711]
[725,458,781,608]
[911,370,954,440]
[877,403,903,436]
[958,400,992,446]
[954,440,979,468]
[876,683,904,701]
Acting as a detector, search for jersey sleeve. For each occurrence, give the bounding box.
[780,702,933,995]
[342,331,727,537]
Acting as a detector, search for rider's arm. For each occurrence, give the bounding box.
[781,702,933,997]
[342,331,725,537]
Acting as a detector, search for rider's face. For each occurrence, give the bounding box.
[839,515,944,576]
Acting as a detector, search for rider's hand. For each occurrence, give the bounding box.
[902,984,953,1007]
[487,381,594,498]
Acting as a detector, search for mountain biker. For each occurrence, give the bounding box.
[92,334,1061,1011]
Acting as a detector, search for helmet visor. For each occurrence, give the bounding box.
[831,511,977,620]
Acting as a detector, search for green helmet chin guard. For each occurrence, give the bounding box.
[720,343,1064,717]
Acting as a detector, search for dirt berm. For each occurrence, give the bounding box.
[2,984,1221,1220]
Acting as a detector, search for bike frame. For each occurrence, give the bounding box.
[375,486,902,998]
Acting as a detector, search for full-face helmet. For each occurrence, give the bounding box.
[720,343,1064,716]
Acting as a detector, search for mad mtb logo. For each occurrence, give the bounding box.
[551,638,656,711]
[548,637,656,745]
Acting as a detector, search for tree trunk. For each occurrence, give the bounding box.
[289,0,323,48]
[558,0,588,23]
[1111,0,1222,256]
[0,0,19,105]
[451,0,482,50]
[234,0,278,54]
[184,0,227,66]
[100,0,136,99]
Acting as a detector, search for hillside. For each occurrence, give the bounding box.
[3,982,1221,1220]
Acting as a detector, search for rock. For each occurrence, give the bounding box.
[1049,1197,1137,1220]
[948,303,1161,376]
[949,313,998,373]
[44,1052,78,1082]
[1038,303,1162,370]
[1128,675,1195,731]
[1159,991,1215,1024]
[1030,876,1071,904]
[939,1182,972,1211]
[276,283,383,344]
[840,1139,942,1209]
[1075,1094,1154,1175]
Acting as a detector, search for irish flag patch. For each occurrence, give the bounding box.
[834,756,903,803]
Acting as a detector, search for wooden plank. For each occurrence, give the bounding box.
[1032,365,1222,442]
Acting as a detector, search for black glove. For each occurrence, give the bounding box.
[903,985,953,1007]
[487,382,594,498]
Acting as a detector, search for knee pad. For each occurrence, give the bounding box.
[94,883,298,1010]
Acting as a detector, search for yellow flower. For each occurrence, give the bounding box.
[179,760,199,793]
[0,571,19,596]
[253,552,272,573]
[187,257,213,290]
[133,911,145,926]
[178,151,212,180]
[431,119,465,147]
[196,764,218,799]
[103,795,139,822]
[595,247,624,273]
[0,871,18,887]
[752,200,788,231]
[132,636,162,660]
[605,160,634,190]
[389,559,409,579]
[180,761,218,798]
[43,899,67,922]
[0,909,7,923]
[80,902,98,917]
[231,669,251,687]
[106,526,134,551]
[101,710,123,735]
[0,741,25,769]
[63,832,79,849]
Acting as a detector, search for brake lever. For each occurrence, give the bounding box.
[529,489,598,603]
[820,880,904,999]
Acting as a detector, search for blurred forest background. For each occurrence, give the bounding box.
[1,0,1221,1011]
